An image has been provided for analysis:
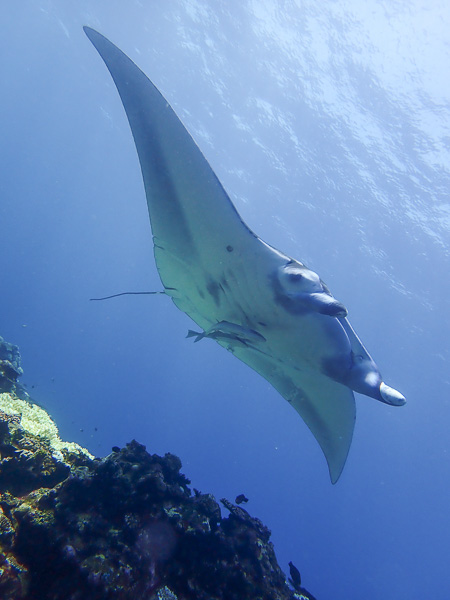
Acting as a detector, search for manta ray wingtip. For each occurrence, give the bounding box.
[330,470,342,485]
[83,26,107,47]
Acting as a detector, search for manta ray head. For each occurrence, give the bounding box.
[274,261,348,317]
[277,261,322,295]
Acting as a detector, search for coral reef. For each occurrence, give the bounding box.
[0,336,315,599]
[0,336,25,398]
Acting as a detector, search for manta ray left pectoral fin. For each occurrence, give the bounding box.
[84,26,266,332]
[231,347,355,484]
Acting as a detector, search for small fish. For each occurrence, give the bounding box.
[186,321,266,346]
[288,562,317,600]
[288,561,302,590]
[235,494,249,504]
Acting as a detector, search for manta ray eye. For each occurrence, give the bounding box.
[278,264,321,294]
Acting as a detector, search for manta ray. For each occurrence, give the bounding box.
[84,27,405,483]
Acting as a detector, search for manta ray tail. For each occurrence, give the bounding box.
[90,291,165,301]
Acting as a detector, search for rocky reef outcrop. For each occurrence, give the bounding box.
[0,336,314,600]
[0,336,26,399]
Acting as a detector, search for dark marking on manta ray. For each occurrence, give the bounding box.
[206,279,222,306]
[226,245,233,252]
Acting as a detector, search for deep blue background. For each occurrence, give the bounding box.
[1,2,450,598]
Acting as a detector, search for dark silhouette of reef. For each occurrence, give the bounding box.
[0,335,314,600]
[0,336,27,400]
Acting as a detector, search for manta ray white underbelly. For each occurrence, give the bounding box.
[84,27,405,483]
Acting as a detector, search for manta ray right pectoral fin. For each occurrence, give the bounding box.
[230,346,355,484]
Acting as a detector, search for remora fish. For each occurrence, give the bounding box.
[186,321,267,345]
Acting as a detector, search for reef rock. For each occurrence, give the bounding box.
[0,336,23,395]
[0,336,309,600]
[0,337,34,405]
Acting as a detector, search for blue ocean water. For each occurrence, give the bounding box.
[1,1,449,598]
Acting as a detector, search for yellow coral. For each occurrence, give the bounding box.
[0,392,93,462]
